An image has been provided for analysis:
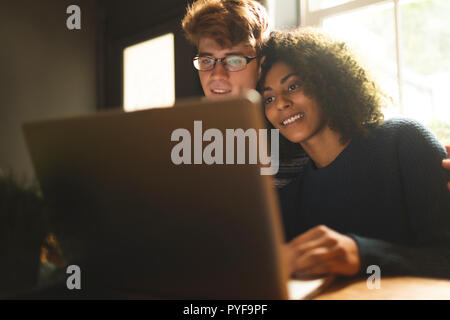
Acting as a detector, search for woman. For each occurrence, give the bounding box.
[259,29,450,278]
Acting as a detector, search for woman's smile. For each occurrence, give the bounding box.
[280,112,305,127]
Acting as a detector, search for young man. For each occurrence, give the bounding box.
[181,0,450,279]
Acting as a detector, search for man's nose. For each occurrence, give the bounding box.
[210,61,229,79]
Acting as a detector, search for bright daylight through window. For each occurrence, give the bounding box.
[123,33,175,112]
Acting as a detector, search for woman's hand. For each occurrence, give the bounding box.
[443,146,450,192]
[283,225,361,278]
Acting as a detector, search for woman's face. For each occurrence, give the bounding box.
[262,62,326,144]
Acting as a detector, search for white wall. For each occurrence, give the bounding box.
[0,0,98,180]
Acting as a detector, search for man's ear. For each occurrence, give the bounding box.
[257,56,266,80]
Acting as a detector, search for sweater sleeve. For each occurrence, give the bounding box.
[349,234,450,277]
[350,119,450,278]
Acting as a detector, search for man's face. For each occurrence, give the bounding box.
[197,38,260,99]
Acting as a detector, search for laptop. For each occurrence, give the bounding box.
[23,90,329,299]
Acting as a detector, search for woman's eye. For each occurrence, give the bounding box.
[288,83,300,91]
[264,96,275,105]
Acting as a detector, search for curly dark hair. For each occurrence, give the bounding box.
[259,28,385,147]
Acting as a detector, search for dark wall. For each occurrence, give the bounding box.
[0,0,204,177]
[0,0,99,179]
[99,0,202,109]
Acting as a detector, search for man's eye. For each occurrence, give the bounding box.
[200,57,214,64]
[226,56,244,66]
[264,96,275,105]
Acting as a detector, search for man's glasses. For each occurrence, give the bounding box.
[193,55,257,72]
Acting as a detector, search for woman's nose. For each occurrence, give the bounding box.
[276,95,291,111]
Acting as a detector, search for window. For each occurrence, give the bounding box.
[123,33,175,112]
[308,0,353,11]
[293,0,450,144]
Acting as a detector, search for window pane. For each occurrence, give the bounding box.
[399,0,450,145]
[273,0,298,29]
[309,0,353,11]
[322,3,400,117]
[123,33,175,112]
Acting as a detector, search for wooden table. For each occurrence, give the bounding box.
[314,276,450,300]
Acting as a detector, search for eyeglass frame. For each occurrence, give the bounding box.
[192,55,258,72]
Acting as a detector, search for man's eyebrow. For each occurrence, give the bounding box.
[197,51,248,57]
[224,52,247,56]
[198,52,213,57]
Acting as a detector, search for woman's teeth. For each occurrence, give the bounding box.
[282,113,304,126]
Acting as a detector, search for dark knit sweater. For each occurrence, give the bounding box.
[278,118,450,278]
[274,148,309,188]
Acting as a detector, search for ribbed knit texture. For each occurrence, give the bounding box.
[274,148,309,188]
[278,118,450,277]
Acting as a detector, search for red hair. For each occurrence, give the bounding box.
[182,0,270,55]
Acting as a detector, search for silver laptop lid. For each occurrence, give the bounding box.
[23,91,288,299]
